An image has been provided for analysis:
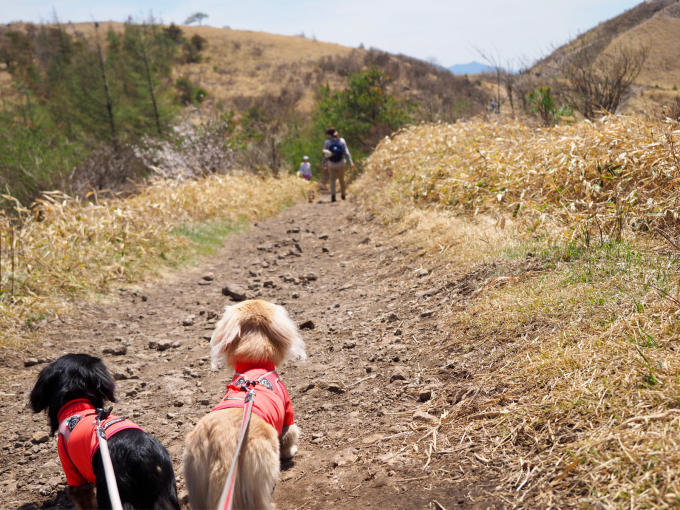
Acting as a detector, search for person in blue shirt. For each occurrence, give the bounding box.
[321,127,354,202]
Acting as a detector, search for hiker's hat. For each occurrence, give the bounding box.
[303,155,309,161]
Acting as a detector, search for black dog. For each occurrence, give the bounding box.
[29,353,179,510]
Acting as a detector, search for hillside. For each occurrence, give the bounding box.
[532,0,680,111]
[0,22,487,117]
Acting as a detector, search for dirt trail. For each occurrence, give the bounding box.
[0,198,497,509]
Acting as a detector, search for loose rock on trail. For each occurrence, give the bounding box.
[0,198,497,509]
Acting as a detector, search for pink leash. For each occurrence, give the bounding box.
[216,388,256,510]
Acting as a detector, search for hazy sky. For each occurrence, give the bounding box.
[2,1,642,67]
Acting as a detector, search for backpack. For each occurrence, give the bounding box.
[328,140,345,163]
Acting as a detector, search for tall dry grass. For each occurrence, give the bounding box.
[358,116,680,240]
[0,173,308,342]
[354,115,680,507]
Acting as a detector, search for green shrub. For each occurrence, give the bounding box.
[526,87,573,126]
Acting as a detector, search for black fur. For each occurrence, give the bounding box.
[30,353,179,510]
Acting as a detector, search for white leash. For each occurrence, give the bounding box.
[96,409,124,510]
[216,388,256,510]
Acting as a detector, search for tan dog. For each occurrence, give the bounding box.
[184,300,306,510]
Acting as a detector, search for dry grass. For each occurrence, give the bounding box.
[0,173,309,343]
[357,116,680,240]
[354,115,680,507]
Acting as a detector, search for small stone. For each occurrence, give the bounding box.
[332,450,358,467]
[113,371,128,381]
[287,227,300,234]
[281,273,296,283]
[322,247,329,253]
[292,292,299,299]
[420,310,435,318]
[31,432,49,444]
[419,389,432,402]
[301,383,316,392]
[221,284,248,301]
[394,328,402,336]
[166,412,177,419]
[148,340,173,351]
[294,243,303,253]
[413,410,438,423]
[303,273,318,281]
[318,233,329,240]
[327,383,346,394]
[24,358,39,367]
[299,320,315,330]
[416,288,439,298]
[390,368,407,382]
[365,366,373,373]
[386,312,398,322]
[416,268,430,277]
[202,274,214,281]
[103,345,127,356]
[359,237,370,245]
[198,398,210,406]
[173,400,184,407]
[263,281,275,288]
[342,342,356,349]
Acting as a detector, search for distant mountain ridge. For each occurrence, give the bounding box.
[447,61,494,75]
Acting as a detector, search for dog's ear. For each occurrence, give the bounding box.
[210,304,242,370]
[29,361,61,414]
[268,303,306,363]
[84,356,116,404]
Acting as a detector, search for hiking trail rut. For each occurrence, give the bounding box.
[0,198,498,509]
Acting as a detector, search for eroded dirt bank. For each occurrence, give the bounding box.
[1,199,498,509]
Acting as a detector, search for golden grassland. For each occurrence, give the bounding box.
[616,12,680,90]
[0,22,355,111]
[354,115,680,507]
[0,173,309,343]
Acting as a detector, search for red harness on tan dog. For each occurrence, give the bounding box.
[210,362,294,437]
[56,399,142,486]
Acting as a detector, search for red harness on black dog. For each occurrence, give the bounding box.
[56,399,142,486]
[210,362,294,436]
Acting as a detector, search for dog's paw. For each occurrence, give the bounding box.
[280,423,300,460]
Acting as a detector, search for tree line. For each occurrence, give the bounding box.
[0,19,206,204]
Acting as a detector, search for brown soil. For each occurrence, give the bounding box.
[0,198,502,509]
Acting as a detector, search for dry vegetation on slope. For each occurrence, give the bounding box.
[530,0,680,114]
[0,173,309,343]
[353,116,680,507]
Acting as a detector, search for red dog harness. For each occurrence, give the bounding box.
[210,362,294,436]
[56,399,142,486]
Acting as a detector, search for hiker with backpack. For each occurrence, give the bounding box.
[321,127,354,202]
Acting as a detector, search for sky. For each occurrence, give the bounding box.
[1,0,643,67]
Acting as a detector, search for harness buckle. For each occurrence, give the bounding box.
[95,407,113,424]
[244,389,256,403]
[258,378,273,390]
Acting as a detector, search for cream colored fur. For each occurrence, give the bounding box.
[184,300,306,510]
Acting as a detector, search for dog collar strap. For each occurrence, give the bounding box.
[57,399,96,423]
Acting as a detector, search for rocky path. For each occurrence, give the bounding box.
[0,198,495,509]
